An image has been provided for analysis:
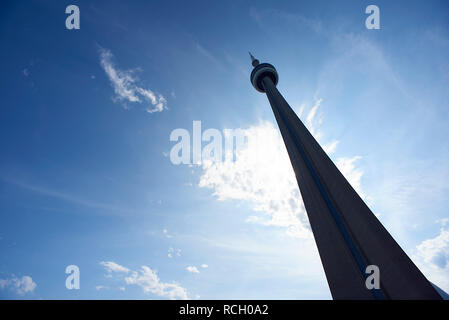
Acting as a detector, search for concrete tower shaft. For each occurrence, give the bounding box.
[249,54,441,300]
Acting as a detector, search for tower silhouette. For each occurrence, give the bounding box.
[249,54,441,299]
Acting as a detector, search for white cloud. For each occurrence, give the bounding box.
[323,140,339,155]
[168,247,181,258]
[199,120,310,238]
[335,156,365,199]
[125,266,188,300]
[100,261,189,299]
[95,285,107,291]
[437,218,449,227]
[100,261,130,274]
[186,266,200,274]
[201,264,208,269]
[413,226,449,292]
[417,228,449,268]
[306,99,322,138]
[163,229,173,238]
[198,99,363,239]
[304,99,339,154]
[99,47,167,113]
[0,275,36,295]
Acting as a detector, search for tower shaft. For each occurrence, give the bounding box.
[253,65,441,299]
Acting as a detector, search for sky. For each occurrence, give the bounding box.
[0,0,449,299]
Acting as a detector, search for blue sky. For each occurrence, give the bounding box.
[1,0,449,299]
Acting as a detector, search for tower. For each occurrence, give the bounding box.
[249,53,441,299]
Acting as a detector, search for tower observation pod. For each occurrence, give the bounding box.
[249,53,443,300]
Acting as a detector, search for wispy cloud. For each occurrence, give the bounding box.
[303,98,340,154]
[195,43,224,71]
[100,261,130,274]
[1,177,131,216]
[0,275,36,295]
[335,156,365,198]
[250,7,324,35]
[195,232,329,297]
[372,160,449,241]
[99,47,167,113]
[95,285,107,291]
[163,228,173,238]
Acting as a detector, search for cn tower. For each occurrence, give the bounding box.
[249,53,442,299]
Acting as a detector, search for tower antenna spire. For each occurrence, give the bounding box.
[249,52,259,67]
